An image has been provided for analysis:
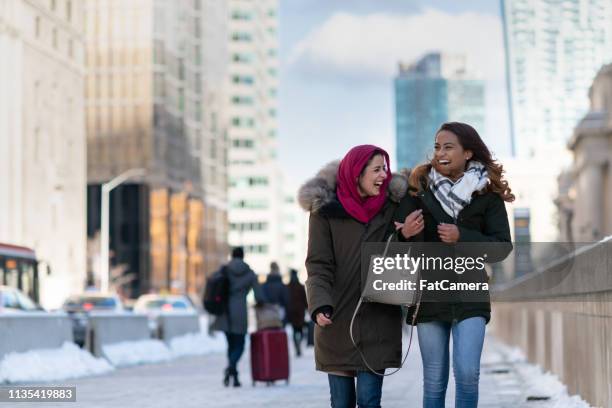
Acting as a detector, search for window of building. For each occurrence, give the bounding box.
[231,96,254,105]
[52,28,58,49]
[232,75,254,85]
[231,139,254,148]
[232,32,253,42]
[51,0,57,11]
[35,16,41,38]
[178,88,185,111]
[249,177,268,186]
[68,38,73,58]
[245,245,269,254]
[232,53,253,63]
[231,117,256,128]
[231,199,268,209]
[178,58,185,80]
[230,222,268,232]
[66,1,72,21]
[231,10,252,20]
[194,17,201,37]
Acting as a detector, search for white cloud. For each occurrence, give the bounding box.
[287,9,505,82]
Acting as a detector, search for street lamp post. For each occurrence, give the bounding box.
[100,168,146,293]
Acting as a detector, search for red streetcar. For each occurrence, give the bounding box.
[0,243,46,303]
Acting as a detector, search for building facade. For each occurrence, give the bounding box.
[557,64,612,242]
[226,0,283,275]
[395,52,485,170]
[501,0,612,241]
[501,0,612,158]
[0,0,87,308]
[84,0,228,298]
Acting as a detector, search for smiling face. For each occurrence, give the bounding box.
[357,154,388,198]
[433,130,473,181]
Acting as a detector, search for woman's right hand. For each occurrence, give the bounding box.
[316,312,333,327]
[394,209,424,239]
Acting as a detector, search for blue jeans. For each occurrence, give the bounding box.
[225,333,245,371]
[417,317,486,408]
[328,371,384,408]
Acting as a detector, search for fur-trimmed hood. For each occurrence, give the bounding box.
[297,160,410,214]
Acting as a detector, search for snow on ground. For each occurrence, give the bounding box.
[0,313,231,383]
[484,338,592,408]
[8,332,595,408]
[0,342,113,384]
[102,339,173,367]
[169,331,226,358]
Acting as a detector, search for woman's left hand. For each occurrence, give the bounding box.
[437,223,460,243]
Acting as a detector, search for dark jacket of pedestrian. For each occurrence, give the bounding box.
[286,271,308,328]
[298,157,409,373]
[261,266,288,312]
[211,258,265,335]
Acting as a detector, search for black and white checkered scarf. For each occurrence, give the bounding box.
[429,161,489,220]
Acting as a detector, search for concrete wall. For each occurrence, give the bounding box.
[491,239,612,407]
[156,312,199,344]
[0,313,73,358]
[86,313,149,358]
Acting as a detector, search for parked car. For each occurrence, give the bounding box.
[62,293,124,347]
[133,294,196,336]
[0,285,44,312]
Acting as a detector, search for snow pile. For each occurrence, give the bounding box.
[102,339,172,367]
[169,331,226,358]
[0,342,113,383]
[491,339,591,408]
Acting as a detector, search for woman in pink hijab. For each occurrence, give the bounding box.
[299,145,413,407]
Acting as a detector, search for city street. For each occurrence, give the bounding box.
[12,330,586,408]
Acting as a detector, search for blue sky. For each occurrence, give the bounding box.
[277,0,511,185]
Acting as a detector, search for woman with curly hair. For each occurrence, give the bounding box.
[394,122,514,408]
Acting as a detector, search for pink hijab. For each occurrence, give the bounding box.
[336,145,391,223]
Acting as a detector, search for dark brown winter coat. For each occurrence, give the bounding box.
[287,280,307,328]
[298,161,409,373]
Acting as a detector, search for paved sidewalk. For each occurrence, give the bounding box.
[10,329,583,408]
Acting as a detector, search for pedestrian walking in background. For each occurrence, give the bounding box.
[394,122,514,408]
[211,246,266,388]
[261,261,289,324]
[298,145,410,408]
[286,269,308,357]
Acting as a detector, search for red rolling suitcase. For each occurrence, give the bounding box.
[250,328,290,386]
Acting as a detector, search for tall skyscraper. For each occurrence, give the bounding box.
[501,0,612,158]
[227,0,282,275]
[0,0,87,308]
[84,0,228,297]
[395,52,485,170]
[501,0,612,241]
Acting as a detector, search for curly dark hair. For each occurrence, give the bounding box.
[408,122,515,202]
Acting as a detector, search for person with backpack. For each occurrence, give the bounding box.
[210,247,265,387]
